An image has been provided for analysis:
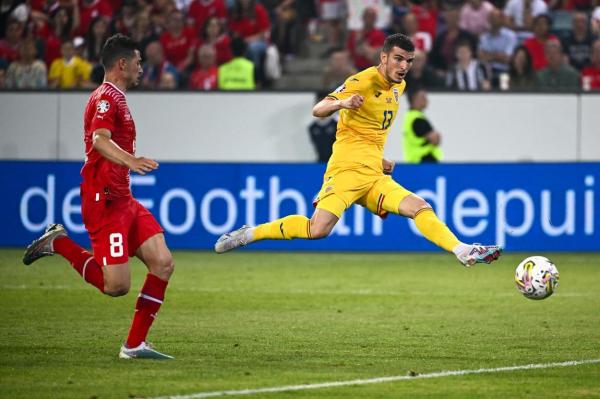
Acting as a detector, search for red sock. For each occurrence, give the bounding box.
[126,273,168,348]
[53,236,104,292]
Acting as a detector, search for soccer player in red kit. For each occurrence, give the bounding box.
[23,34,174,360]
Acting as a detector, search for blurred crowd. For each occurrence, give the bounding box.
[0,0,598,91]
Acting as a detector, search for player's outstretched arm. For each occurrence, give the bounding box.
[312,94,364,117]
[92,129,158,175]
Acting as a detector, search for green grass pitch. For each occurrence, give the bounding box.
[1,249,599,398]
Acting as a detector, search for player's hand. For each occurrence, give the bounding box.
[340,94,364,110]
[128,156,159,175]
[382,158,395,175]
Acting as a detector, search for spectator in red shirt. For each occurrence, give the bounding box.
[79,0,112,36]
[523,14,558,71]
[189,44,218,90]
[198,16,232,65]
[346,7,386,70]
[188,0,227,34]
[0,19,24,64]
[159,10,197,72]
[402,12,432,53]
[581,39,600,90]
[229,0,270,83]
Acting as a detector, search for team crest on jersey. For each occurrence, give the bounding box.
[97,100,110,113]
[393,88,399,104]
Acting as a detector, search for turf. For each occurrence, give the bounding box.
[0,249,599,399]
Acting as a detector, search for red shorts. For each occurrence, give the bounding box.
[81,190,163,266]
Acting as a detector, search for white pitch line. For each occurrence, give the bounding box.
[154,358,600,399]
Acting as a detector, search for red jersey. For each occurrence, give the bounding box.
[581,66,600,90]
[82,82,136,199]
[189,66,218,90]
[188,0,227,32]
[229,4,270,38]
[347,28,386,70]
[79,0,113,35]
[197,34,232,65]
[523,36,558,71]
[159,28,197,70]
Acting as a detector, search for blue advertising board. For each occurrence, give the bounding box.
[1,161,599,252]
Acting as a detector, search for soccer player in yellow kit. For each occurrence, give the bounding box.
[215,34,502,266]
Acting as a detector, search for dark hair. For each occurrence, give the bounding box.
[406,86,426,107]
[230,36,247,57]
[100,34,138,69]
[87,17,111,63]
[382,33,415,53]
[201,16,221,40]
[232,0,256,21]
[509,45,534,77]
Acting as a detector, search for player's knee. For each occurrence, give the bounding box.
[104,282,130,297]
[150,253,174,280]
[309,223,333,239]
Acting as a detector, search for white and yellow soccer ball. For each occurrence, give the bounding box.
[515,256,560,300]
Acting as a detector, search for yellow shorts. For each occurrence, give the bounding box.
[313,167,413,218]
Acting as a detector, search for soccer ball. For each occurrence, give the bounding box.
[514,256,559,300]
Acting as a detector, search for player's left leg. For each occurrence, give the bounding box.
[117,199,174,360]
[364,177,502,266]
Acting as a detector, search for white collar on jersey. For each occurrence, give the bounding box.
[103,81,126,97]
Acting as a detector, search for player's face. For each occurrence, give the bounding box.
[382,46,414,84]
[125,50,143,88]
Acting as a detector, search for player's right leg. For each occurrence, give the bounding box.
[214,207,340,253]
[23,224,106,292]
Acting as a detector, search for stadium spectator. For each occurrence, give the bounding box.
[405,49,444,89]
[141,41,179,89]
[130,11,159,60]
[478,8,518,85]
[111,0,138,35]
[389,0,411,34]
[580,38,600,90]
[535,40,580,90]
[403,88,443,163]
[0,19,24,64]
[411,0,438,41]
[508,45,536,89]
[159,70,178,89]
[189,44,218,90]
[37,7,78,66]
[523,14,559,71]
[270,0,303,60]
[347,7,386,70]
[79,0,112,36]
[308,92,337,162]
[85,17,111,64]
[5,39,48,89]
[503,0,548,35]
[593,6,600,35]
[430,7,478,74]
[319,0,346,51]
[446,40,491,90]
[48,39,92,89]
[402,12,432,53]
[322,47,356,91]
[459,0,495,36]
[160,10,197,73]
[197,16,232,65]
[218,36,255,90]
[0,59,7,87]
[187,0,227,34]
[562,11,595,71]
[228,0,271,84]
[150,0,177,34]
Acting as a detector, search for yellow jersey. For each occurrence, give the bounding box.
[327,67,405,174]
[49,56,92,89]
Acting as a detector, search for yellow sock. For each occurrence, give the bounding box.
[252,215,312,241]
[413,208,461,252]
